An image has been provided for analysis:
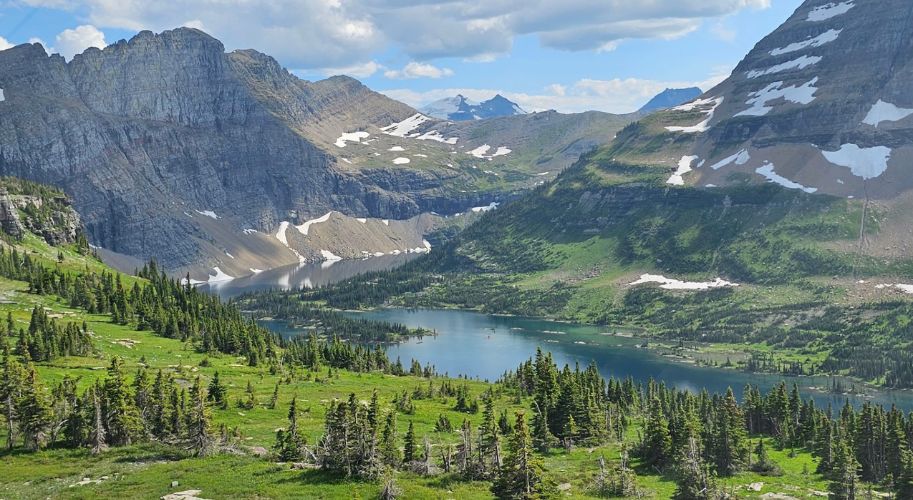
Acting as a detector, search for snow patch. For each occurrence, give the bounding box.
[468,144,511,160]
[381,113,430,137]
[388,146,405,152]
[296,212,333,236]
[249,268,263,274]
[667,155,698,186]
[876,284,913,295]
[630,274,739,291]
[334,131,369,148]
[423,239,432,250]
[755,162,817,193]
[665,97,723,133]
[747,55,821,79]
[208,267,234,283]
[417,130,458,144]
[275,221,290,246]
[807,1,854,22]
[356,218,367,223]
[320,249,343,261]
[224,251,234,259]
[471,202,500,213]
[242,228,258,235]
[469,145,491,158]
[195,210,220,219]
[770,29,840,56]
[393,157,411,165]
[382,219,389,226]
[821,144,892,180]
[863,100,913,127]
[0,89,4,102]
[736,78,818,117]
[709,149,750,170]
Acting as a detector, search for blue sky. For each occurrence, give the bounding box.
[0,0,803,113]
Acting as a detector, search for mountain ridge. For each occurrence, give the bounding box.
[422,93,526,121]
[0,27,630,280]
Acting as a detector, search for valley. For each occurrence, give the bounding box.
[3,0,913,498]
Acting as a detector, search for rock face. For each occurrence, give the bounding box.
[0,188,24,239]
[0,28,627,277]
[422,94,526,121]
[0,180,82,245]
[638,88,702,114]
[613,0,913,201]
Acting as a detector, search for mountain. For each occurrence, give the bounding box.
[637,87,702,113]
[382,0,913,327]
[0,28,630,280]
[613,0,913,201]
[422,94,527,121]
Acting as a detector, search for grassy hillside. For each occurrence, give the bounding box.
[298,151,913,389]
[1,217,858,500]
[3,180,906,500]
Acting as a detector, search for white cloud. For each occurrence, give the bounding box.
[382,67,731,114]
[0,37,13,51]
[384,62,454,80]
[55,25,107,60]
[31,0,770,69]
[320,60,384,78]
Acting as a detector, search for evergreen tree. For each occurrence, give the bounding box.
[674,436,723,500]
[207,372,228,409]
[18,366,51,450]
[379,411,401,466]
[492,411,552,499]
[103,357,141,446]
[642,397,673,468]
[1,339,24,450]
[188,376,213,456]
[829,434,859,500]
[275,397,306,461]
[403,421,418,464]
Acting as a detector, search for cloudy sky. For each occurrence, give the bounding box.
[0,0,803,113]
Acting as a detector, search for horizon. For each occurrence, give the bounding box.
[1,0,802,114]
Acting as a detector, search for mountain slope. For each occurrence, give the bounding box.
[638,87,702,113]
[422,94,526,121]
[613,0,913,201]
[0,28,629,280]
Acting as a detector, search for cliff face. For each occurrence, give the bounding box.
[0,27,631,278]
[0,179,82,246]
[0,28,455,270]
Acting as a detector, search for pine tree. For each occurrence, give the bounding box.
[207,371,227,409]
[1,339,24,450]
[492,411,552,499]
[643,397,673,468]
[674,436,722,500]
[829,434,859,500]
[103,357,142,446]
[403,421,418,464]
[188,376,213,456]
[710,388,749,476]
[268,382,280,410]
[897,449,913,499]
[379,411,401,466]
[18,366,52,450]
[275,397,306,461]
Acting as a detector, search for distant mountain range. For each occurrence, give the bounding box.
[638,87,702,113]
[0,28,631,280]
[422,94,527,121]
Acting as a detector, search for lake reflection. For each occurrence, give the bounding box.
[197,254,419,299]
